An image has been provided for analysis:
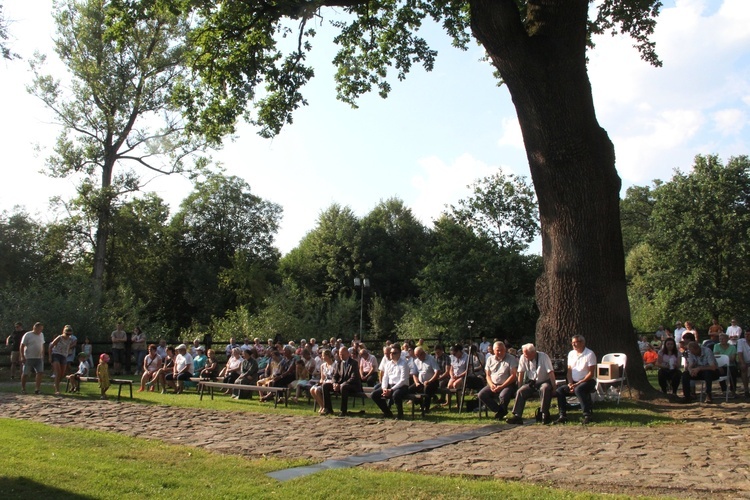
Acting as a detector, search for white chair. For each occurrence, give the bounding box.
[595,353,630,404]
[697,354,730,402]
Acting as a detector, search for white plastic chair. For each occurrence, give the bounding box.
[697,354,730,402]
[595,353,630,404]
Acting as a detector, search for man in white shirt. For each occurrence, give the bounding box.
[411,347,440,414]
[371,344,410,419]
[555,335,597,424]
[477,341,518,420]
[507,343,556,425]
[358,347,379,386]
[680,341,718,403]
[726,318,742,346]
[479,337,491,355]
[674,321,687,344]
[20,322,46,395]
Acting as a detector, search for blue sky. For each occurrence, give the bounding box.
[1,0,748,254]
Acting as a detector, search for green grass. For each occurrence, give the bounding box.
[0,419,655,499]
[0,372,674,426]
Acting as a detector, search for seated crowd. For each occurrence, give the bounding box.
[128,318,750,421]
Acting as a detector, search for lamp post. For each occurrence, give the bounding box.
[354,276,370,341]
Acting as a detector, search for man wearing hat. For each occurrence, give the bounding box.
[193,346,207,374]
[166,344,193,394]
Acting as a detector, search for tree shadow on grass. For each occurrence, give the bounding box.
[0,477,94,499]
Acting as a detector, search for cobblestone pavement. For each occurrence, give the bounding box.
[2,390,749,498]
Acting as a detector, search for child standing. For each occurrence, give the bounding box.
[97,353,111,400]
[67,352,90,393]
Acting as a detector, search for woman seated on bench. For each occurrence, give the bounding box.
[139,344,162,392]
[310,349,334,414]
[232,348,259,399]
[219,348,243,393]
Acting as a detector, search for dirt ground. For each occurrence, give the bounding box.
[1,388,749,498]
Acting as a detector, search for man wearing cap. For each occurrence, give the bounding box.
[507,343,556,424]
[166,344,193,394]
[193,346,207,374]
[20,322,45,395]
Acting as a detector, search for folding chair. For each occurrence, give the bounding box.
[595,353,630,404]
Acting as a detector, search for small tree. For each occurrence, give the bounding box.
[28,0,205,299]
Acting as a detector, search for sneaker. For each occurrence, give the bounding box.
[494,408,508,420]
[704,395,714,404]
[506,415,524,425]
[581,414,592,425]
[727,392,736,399]
[541,412,552,425]
[554,415,568,424]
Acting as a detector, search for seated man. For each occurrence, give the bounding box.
[165,344,193,394]
[643,344,658,370]
[447,344,484,392]
[411,346,440,414]
[372,343,410,419]
[555,335,597,424]
[322,346,361,416]
[507,343,556,425]
[680,341,719,403]
[358,347,379,387]
[260,346,296,402]
[477,341,517,420]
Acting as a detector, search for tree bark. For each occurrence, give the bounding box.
[469,0,651,393]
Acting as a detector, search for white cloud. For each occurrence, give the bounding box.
[410,153,504,225]
[712,108,746,135]
[588,0,750,187]
[497,116,524,150]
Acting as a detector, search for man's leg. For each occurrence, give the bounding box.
[477,386,500,415]
[20,362,28,393]
[681,370,693,400]
[574,379,596,417]
[702,370,719,400]
[498,385,517,416]
[339,383,358,415]
[538,381,554,422]
[555,385,571,420]
[511,383,532,418]
[371,385,393,417]
[392,386,409,419]
[321,382,334,413]
[423,380,439,412]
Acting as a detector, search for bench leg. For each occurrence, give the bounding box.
[117,384,123,402]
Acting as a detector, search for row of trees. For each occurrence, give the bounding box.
[0,170,542,347]
[622,154,750,333]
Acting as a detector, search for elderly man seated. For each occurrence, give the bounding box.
[506,343,556,425]
[477,341,518,420]
[322,346,361,416]
[680,341,719,403]
[555,335,597,424]
[411,346,440,414]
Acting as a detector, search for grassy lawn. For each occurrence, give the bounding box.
[0,419,650,499]
[0,374,673,426]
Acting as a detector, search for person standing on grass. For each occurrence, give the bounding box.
[49,325,76,395]
[6,322,25,380]
[97,353,111,400]
[111,322,127,375]
[20,322,46,395]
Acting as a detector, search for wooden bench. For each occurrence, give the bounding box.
[314,386,427,419]
[66,376,133,401]
[197,381,289,407]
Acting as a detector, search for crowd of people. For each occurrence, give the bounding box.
[8,317,750,418]
[639,319,750,403]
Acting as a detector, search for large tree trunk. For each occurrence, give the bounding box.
[91,160,115,304]
[469,0,651,393]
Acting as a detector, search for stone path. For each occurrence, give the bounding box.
[1,391,749,498]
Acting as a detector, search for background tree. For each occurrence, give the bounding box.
[626,155,750,330]
[451,172,539,252]
[28,0,204,299]
[165,174,282,327]
[108,0,665,391]
[0,3,18,60]
[620,184,657,256]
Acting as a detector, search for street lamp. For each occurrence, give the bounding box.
[354,276,370,341]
